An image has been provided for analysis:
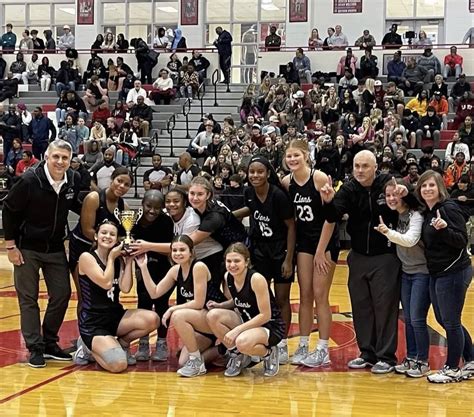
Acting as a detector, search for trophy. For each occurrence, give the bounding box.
[114,208,143,250]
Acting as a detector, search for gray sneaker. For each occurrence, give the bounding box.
[406,361,431,378]
[394,357,415,374]
[124,347,136,366]
[291,344,309,365]
[224,352,251,377]
[371,361,395,374]
[427,366,463,383]
[301,348,330,368]
[461,360,474,380]
[151,340,168,362]
[348,357,374,369]
[263,346,280,377]
[177,356,206,378]
[278,344,289,365]
[73,337,92,366]
[134,338,150,361]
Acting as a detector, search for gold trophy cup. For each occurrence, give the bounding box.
[114,208,143,250]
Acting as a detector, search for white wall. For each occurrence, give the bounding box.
[445,0,474,45]
[75,0,101,51]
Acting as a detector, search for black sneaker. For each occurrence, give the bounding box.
[28,349,46,368]
[44,343,72,361]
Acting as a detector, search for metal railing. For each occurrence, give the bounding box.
[166,114,176,157]
[197,81,206,119]
[211,69,220,107]
[182,98,192,139]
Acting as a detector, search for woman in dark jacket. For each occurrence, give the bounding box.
[131,38,156,84]
[415,170,473,384]
[43,30,56,53]
[91,34,104,52]
[115,34,129,53]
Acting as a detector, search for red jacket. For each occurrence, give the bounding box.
[429,98,448,116]
[15,157,39,176]
[444,54,463,69]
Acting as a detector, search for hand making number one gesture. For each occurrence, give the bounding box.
[374,215,390,235]
[431,209,447,230]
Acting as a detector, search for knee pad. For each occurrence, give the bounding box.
[101,347,126,366]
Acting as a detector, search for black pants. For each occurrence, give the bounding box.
[347,251,401,365]
[140,61,153,84]
[32,141,48,160]
[14,249,71,351]
[219,54,231,83]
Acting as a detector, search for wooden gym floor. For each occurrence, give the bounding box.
[0,250,472,417]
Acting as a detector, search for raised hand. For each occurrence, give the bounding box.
[320,175,335,203]
[431,209,447,230]
[374,215,390,235]
[134,253,148,268]
[392,176,408,197]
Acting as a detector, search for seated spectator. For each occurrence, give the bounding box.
[400,57,427,95]
[361,78,376,115]
[323,27,335,50]
[22,53,39,85]
[358,48,379,80]
[308,28,323,50]
[384,81,405,115]
[406,90,429,117]
[118,73,136,102]
[102,32,117,52]
[429,90,448,129]
[77,117,89,148]
[30,30,45,51]
[170,28,187,52]
[15,150,38,177]
[354,30,376,49]
[292,48,312,84]
[19,29,33,51]
[116,122,139,165]
[129,96,153,137]
[115,56,133,91]
[416,105,441,148]
[10,53,27,85]
[0,72,18,103]
[1,24,17,53]
[449,74,472,113]
[284,62,300,85]
[90,147,121,191]
[381,24,403,49]
[342,112,360,140]
[268,87,291,125]
[82,140,103,169]
[115,33,129,53]
[153,27,169,50]
[240,97,261,124]
[179,64,199,100]
[56,90,87,125]
[430,73,448,98]
[189,120,214,159]
[197,113,221,134]
[92,100,111,125]
[37,57,54,92]
[321,85,340,125]
[126,80,147,105]
[143,153,172,192]
[443,46,463,79]
[250,124,265,148]
[450,175,474,221]
[453,93,474,131]
[167,53,182,85]
[327,25,349,49]
[84,54,107,85]
[402,162,420,186]
[338,68,358,96]
[82,75,109,112]
[290,89,313,125]
[265,26,282,51]
[55,60,75,96]
[70,157,91,197]
[336,48,357,79]
[58,25,75,50]
[444,151,469,191]
[43,29,56,53]
[89,120,107,149]
[5,138,23,176]
[445,132,470,165]
[387,50,406,84]
[413,31,432,49]
[106,59,120,92]
[105,116,120,144]
[176,152,200,185]
[262,115,281,136]
[401,109,419,148]
[189,50,211,81]
[150,69,175,105]
[458,115,473,146]
[417,47,441,82]
[58,114,80,154]
[351,116,375,146]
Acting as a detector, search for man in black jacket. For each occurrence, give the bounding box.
[189,50,210,82]
[321,150,402,374]
[0,103,21,158]
[130,96,153,137]
[0,52,6,79]
[2,139,81,368]
[213,27,233,84]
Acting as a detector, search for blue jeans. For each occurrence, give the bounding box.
[430,265,473,368]
[400,272,431,361]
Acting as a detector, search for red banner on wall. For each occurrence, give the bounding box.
[333,0,363,14]
[470,0,474,12]
[77,0,94,25]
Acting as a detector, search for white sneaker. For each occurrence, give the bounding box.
[371,361,395,374]
[177,356,206,378]
[73,337,92,366]
[263,346,280,377]
[224,352,251,377]
[427,366,463,383]
[301,348,330,368]
[278,344,289,365]
[461,360,474,380]
[291,344,309,365]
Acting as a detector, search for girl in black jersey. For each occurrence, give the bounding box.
[281,139,339,367]
[207,243,285,378]
[233,156,295,365]
[132,190,174,362]
[69,167,132,313]
[136,235,225,378]
[74,221,159,373]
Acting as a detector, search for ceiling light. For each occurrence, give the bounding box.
[157,7,178,13]
[262,4,279,11]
